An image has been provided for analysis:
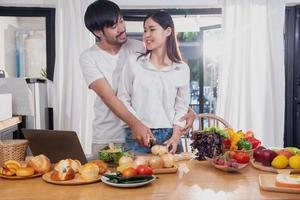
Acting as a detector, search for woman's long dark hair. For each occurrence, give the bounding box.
[138,11,182,63]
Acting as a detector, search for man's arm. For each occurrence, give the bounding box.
[90,78,153,146]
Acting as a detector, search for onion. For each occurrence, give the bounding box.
[149,156,164,169]
[161,154,175,168]
[118,156,133,166]
[151,145,168,156]
[133,156,148,168]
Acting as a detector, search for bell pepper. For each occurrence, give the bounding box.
[222,138,231,149]
[230,133,242,151]
[244,130,254,139]
[245,137,261,149]
[237,139,252,150]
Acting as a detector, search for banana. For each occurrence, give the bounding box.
[4,160,21,167]
[0,166,15,176]
[4,160,21,173]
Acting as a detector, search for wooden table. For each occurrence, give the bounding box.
[0,160,299,200]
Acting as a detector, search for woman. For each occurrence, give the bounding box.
[118,11,190,154]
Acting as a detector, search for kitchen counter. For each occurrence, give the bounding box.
[0,160,298,200]
[0,116,21,133]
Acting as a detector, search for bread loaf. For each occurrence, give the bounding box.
[54,159,81,173]
[27,154,51,174]
[50,167,75,181]
[89,160,107,174]
[79,163,99,180]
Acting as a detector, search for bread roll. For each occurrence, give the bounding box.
[16,167,35,177]
[89,160,107,174]
[54,159,81,173]
[79,163,99,180]
[50,167,75,181]
[27,154,51,174]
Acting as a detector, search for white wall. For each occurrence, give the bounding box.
[115,0,220,9]
[285,0,300,5]
[0,0,56,7]
[0,0,299,9]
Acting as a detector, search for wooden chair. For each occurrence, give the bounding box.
[183,113,232,152]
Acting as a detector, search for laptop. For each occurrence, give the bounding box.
[22,129,87,164]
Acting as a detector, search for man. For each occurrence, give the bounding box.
[80,0,194,155]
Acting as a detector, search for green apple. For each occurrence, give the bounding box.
[284,147,300,154]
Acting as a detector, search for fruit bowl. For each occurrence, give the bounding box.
[222,148,253,158]
[205,156,249,173]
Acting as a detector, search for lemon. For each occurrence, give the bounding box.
[271,155,289,169]
[289,155,300,169]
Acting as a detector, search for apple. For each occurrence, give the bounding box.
[253,146,266,162]
[261,149,277,166]
[275,149,294,159]
[285,147,300,154]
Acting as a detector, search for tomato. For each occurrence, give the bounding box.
[229,150,237,158]
[121,167,137,178]
[232,152,250,164]
[135,165,153,175]
[222,139,231,149]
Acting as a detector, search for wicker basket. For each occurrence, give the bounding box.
[0,140,28,166]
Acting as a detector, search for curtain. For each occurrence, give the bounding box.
[52,0,95,154]
[216,0,285,147]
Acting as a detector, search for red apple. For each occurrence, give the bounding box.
[261,149,277,166]
[275,149,294,159]
[253,146,266,162]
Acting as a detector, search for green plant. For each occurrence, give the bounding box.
[40,68,47,78]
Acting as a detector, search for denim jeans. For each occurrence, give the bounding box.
[124,128,183,154]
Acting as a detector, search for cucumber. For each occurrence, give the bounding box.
[103,174,154,184]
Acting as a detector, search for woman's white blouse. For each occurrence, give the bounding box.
[118,54,190,128]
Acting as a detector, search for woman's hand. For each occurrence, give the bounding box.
[180,107,195,133]
[164,126,182,154]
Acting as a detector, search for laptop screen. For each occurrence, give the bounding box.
[22,129,87,164]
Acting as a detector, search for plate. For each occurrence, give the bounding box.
[251,159,300,174]
[101,175,156,188]
[0,173,42,180]
[259,174,300,194]
[205,157,249,172]
[42,172,101,185]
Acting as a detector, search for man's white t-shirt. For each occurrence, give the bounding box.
[79,39,144,145]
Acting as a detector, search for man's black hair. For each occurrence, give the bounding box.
[84,0,121,39]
